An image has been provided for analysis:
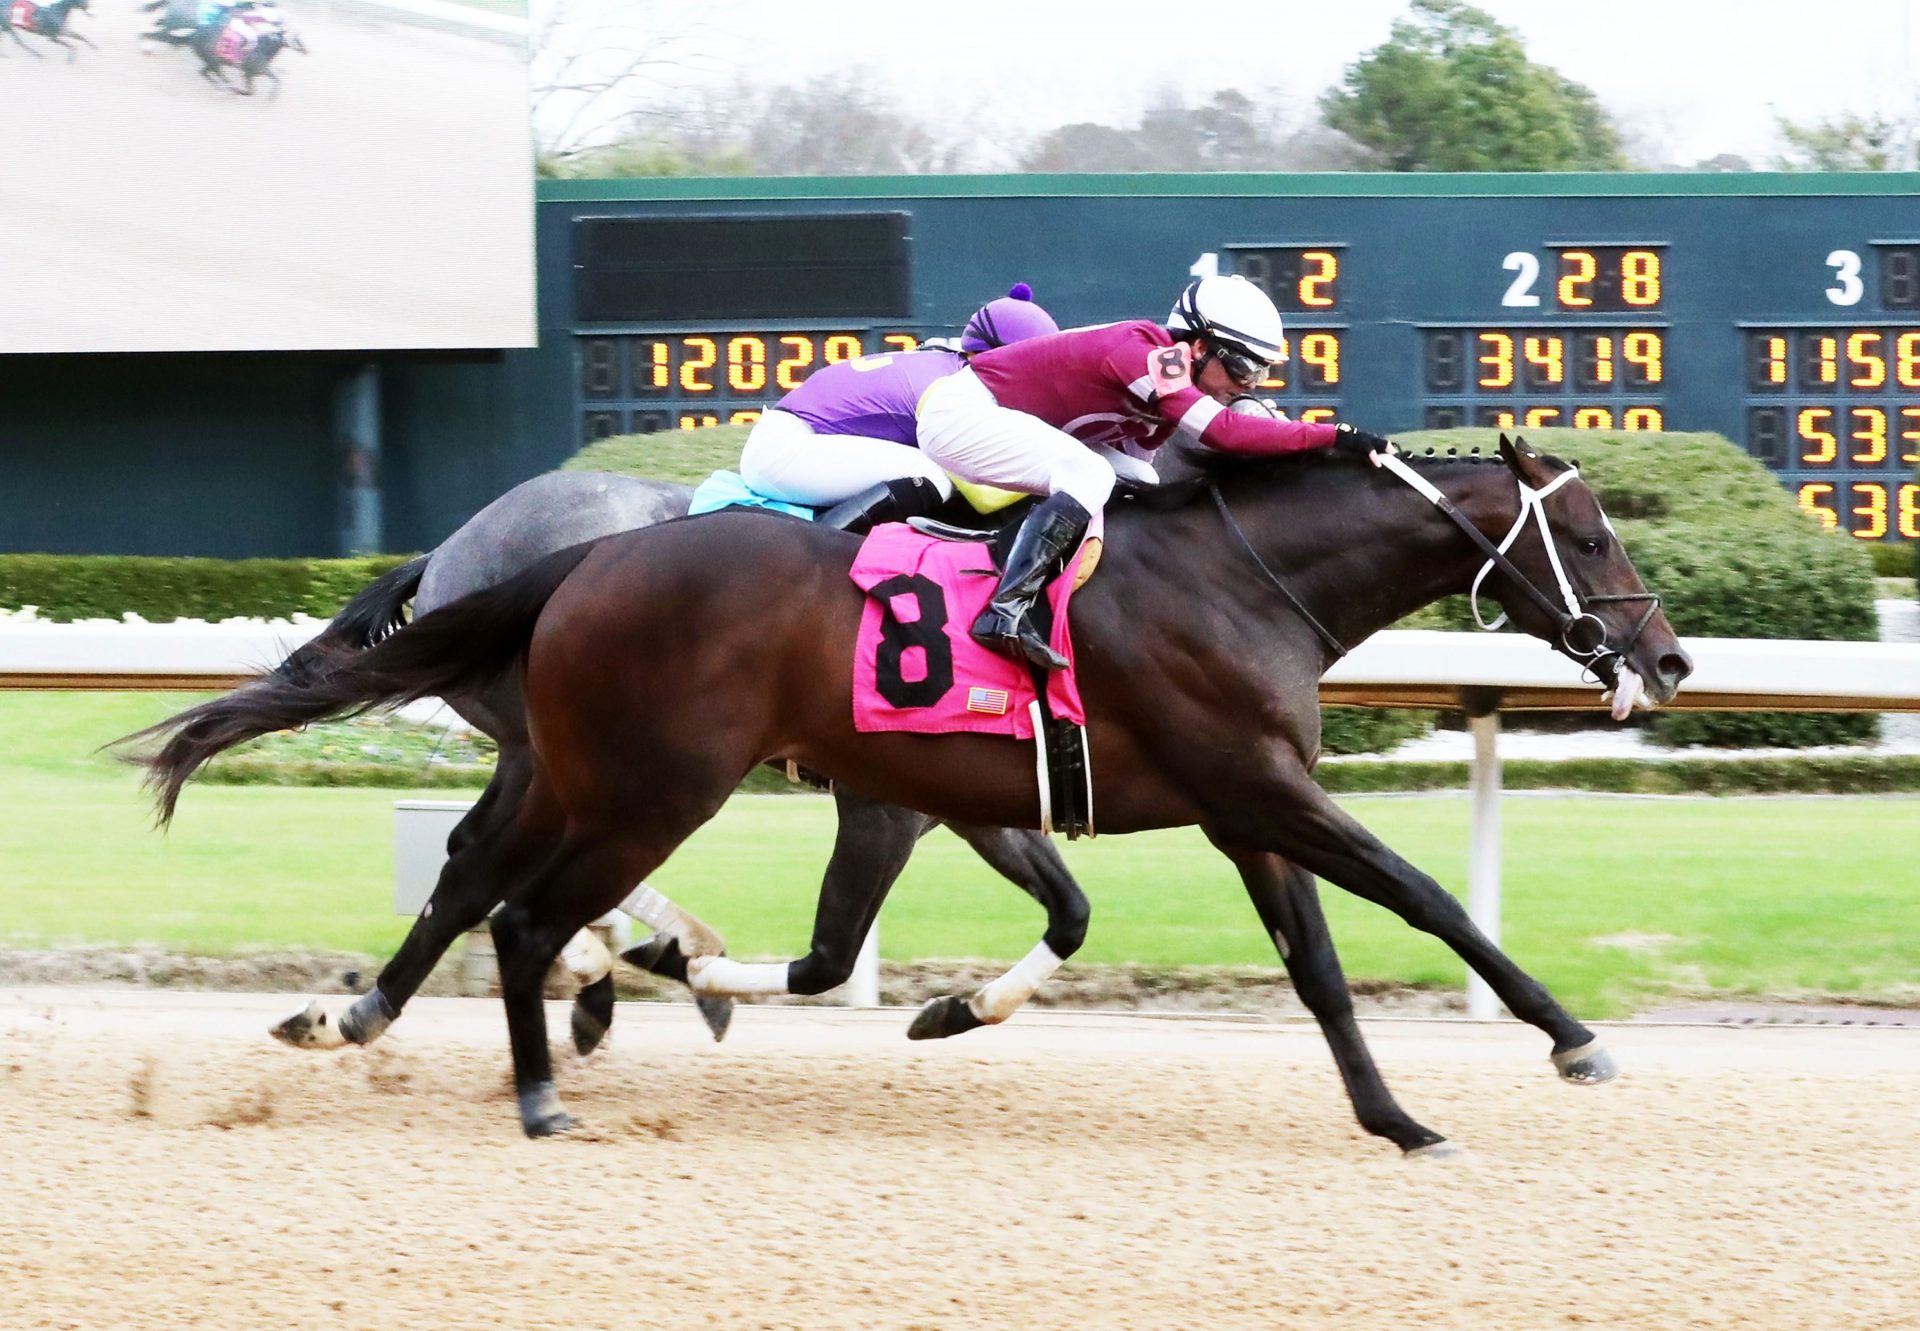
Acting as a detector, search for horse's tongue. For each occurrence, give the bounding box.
[1610,668,1644,722]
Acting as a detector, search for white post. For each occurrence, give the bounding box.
[1466,705,1503,1021]
[846,922,880,1007]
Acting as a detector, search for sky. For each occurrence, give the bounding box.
[542,0,1920,166]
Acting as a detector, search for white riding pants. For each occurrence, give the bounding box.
[916,368,1124,531]
[739,408,953,509]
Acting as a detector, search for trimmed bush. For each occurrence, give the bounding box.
[1317,753,1920,796]
[0,554,417,624]
[1865,542,1913,580]
[1397,428,1882,747]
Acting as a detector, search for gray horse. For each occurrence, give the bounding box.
[271,470,1089,1054]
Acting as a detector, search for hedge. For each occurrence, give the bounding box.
[1396,427,1882,747]
[0,554,416,624]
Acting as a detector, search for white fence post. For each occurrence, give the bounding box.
[1465,696,1503,1021]
[846,922,880,1007]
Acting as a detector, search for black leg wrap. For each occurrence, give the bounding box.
[620,934,690,985]
[817,475,943,534]
[570,976,615,1055]
[969,492,1090,671]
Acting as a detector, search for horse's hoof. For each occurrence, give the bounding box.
[1552,1041,1619,1085]
[269,1000,345,1051]
[570,1005,609,1057]
[621,933,689,985]
[694,994,734,1043]
[906,995,985,1041]
[1404,1139,1466,1162]
[517,1083,576,1137]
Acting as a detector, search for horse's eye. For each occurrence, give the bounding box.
[1578,538,1605,557]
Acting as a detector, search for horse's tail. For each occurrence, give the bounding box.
[274,553,426,689]
[124,541,598,826]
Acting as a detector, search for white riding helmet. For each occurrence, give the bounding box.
[1168,275,1288,383]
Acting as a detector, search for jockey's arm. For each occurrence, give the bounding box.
[1150,382,1341,457]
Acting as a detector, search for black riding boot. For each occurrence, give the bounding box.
[817,475,942,534]
[968,492,1091,671]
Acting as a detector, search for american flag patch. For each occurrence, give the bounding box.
[965,686,1011,715]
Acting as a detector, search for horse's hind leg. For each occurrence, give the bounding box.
[649,785,924,1003]
[907,822,1089,1040]
[270,751,531,1051]
[494,814,714,1137]
[1214,843,1453,1157]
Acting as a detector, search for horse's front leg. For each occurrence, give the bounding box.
[906,821,1089,1040]
[13,28,45,56]
[1209,763,1614,1083]
[1209,841,1454,1156]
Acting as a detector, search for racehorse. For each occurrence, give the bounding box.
[133,437,1693,1149]
[266,469,1091,1060]
[1,0,94,61]
[188,4,304,97]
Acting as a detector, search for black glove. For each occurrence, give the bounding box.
[1330,423,1396,459]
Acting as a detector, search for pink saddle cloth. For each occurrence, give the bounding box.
[849,524,1088,738]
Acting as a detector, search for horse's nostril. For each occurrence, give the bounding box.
[1659,650,1693,685]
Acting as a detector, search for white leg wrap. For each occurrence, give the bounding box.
[966,942,1064,1025]
[686,955,791,997]
[560,929,612,986]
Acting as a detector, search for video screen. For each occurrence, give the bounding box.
[0,0,534,353]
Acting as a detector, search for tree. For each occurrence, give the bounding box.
[1020,121,1157,172]
[1774,113,1906,171]
[532,0,716,166]
[743,77,972,175]
[1019,89,1361,173]
[1319,0,1623,172]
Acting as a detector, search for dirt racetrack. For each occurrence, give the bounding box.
[0,2,532,352]
[4,988,1917,1330]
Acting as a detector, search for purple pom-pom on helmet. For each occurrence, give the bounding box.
[961,283,1058,354]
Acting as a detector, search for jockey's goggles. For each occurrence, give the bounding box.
[1206,340,1276,388]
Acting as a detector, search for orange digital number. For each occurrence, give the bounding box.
[678,337,717,393]
[1849,483,1888,540]
[1300,332,1340,385]
[1762,335,1788,385]
[1901,407,1920,464]
[678,414,720,430]
[883,334,920,353]
[1258,364,1289,390]
[1486,411,1518,430]
[649,339,672,390]
[726,336,768,393]
[824,335,863,363]
[1300,407,1338,424]
[1849,408,1888,464]
[1622,250,1661,306]
[1557,251,1596,307]
[1623,332,1663,384]
[1477,332,1515,388]
[1623,407,1664,431]
[1847,331,1887,389]
[1899,483,1920,539]
[1797,482,1839,530]
[728,410,762,427]
[1898,332,1920,389]
[1798,407,1838,464]
[775,336,815,390]
[1812,335,1840,386]
[1573,407,1613,429]
[1299,251,1338,308]
[1525,406,1562,427]
[1523,335,1565,385]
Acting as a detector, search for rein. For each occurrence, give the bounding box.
[1207,482,1348,660]
[1371,451,1659,685]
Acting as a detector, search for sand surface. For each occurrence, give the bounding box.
[3,987,1917,1330]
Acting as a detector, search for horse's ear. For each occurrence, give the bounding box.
[1497,434,1521,471]
[1497,433,1548,481]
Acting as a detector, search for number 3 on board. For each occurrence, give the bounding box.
[1826,250,1863,307]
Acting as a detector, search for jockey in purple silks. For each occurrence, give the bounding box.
[738,284,1060,533]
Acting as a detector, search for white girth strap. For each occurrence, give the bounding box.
[1029,700,1053,836]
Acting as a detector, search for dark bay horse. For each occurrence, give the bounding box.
[268,470,1089,1058]
[191,6,304,97]
[135,438,1692,1149]
[2,0,94,60]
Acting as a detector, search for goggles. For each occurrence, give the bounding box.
[1206,339,1276,388]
